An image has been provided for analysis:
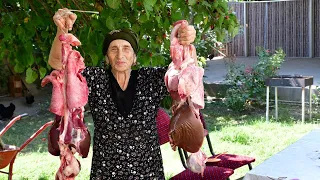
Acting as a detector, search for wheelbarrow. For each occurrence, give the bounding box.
[0,113,54,180]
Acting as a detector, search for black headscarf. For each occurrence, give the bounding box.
[102,29,139,55]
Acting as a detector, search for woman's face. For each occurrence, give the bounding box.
[107,39,136,72]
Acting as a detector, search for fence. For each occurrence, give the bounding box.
[226,0,319,57]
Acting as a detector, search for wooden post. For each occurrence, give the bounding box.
[9,75,23,97]
[264,2,268,49]
[309,0,314,58]
[244,3,248,57]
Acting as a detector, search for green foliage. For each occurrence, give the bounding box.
[221,130,252,145]
[0,61,10,95]
[0,0,239,84]
[197,56,207,68]
[160,95,173,110]
[195,29,219,59]
[224,47,286,112]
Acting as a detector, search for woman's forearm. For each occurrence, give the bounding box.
[48,29,64,70]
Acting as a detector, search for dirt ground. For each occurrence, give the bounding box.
[0,85,52,130]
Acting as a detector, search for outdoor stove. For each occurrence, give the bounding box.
[265,75,314,123]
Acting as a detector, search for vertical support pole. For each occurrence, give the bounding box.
[264,2,268,49]
[309,86,312,120]
[244,3,248,57]
[266,86,270,122]
[309,0,314,58]
[302,87,305,123]
[275,87,278,120]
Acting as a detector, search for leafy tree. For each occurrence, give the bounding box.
[0,0,239,84]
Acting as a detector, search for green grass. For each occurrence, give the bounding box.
[0,102,318,180]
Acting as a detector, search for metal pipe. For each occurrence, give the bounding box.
[302,87,305,123]
[275,87,278,120]
[266,86,270,121]
[309,87,312,120]
[228,0,298,4]
[69,9,99,14]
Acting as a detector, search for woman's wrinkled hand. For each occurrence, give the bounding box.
[53,8,77,33]
[178,21,196,45]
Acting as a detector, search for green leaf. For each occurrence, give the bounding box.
[100,9,110,18]
[41,31,49,38]
[140,54,152,66]
[39,67,47,79]
[143,0,153,12]
[163,38,170,49]
[14,63,25,73]
[188,0,197,6]
[22,0,29,9]
[91,19,103,30]
[33,16,43,26]
[140,39,148,49]
[163,18,171,29]
[172,1,181,11]
[194,13,203,24]
[232,26,239,37]
[151,55,165,66]
[106,16,115,30]
[106,0,120,9]
[202,1,211,7]
[172,11,183,22]
[213,2,218,8]
[155,16,161,25]
[89,53,99,66]
[24,42,33,55]
[2,26,12,41]
[220,1,228,11]
[26,68,38,84]
[218,16,224,28]
[132,24,141,33]
[16,26,26,41]
[119,18,131,29]
[27,54,34,66]
[144,0,157,6]
[151,39,159,49]
[139,13,149,23]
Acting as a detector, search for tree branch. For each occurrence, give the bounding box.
[56,0,64,8]
[36,0,54,17]
[70,0,90,24]
[26,0,40,16]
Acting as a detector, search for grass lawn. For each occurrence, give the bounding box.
[0,101,318,180]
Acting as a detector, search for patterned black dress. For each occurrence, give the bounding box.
[82,66,168,180]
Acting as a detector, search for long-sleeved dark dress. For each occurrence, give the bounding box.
[82,66,168,180]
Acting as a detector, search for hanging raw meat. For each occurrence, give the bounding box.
[41,33,90,179]
[165,20,207,175]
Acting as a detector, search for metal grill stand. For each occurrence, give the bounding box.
[265,75,314,123]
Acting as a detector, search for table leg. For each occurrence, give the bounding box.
[275,87,278,120]
[266,86,269,122]
[302,87,305,123]
[309,86,312,120]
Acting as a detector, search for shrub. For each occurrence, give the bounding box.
[224,47,286,112]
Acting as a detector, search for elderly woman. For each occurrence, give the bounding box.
[49,9,196,179]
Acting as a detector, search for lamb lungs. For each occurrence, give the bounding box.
[165,20,207,175]
[42,33,90,179]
